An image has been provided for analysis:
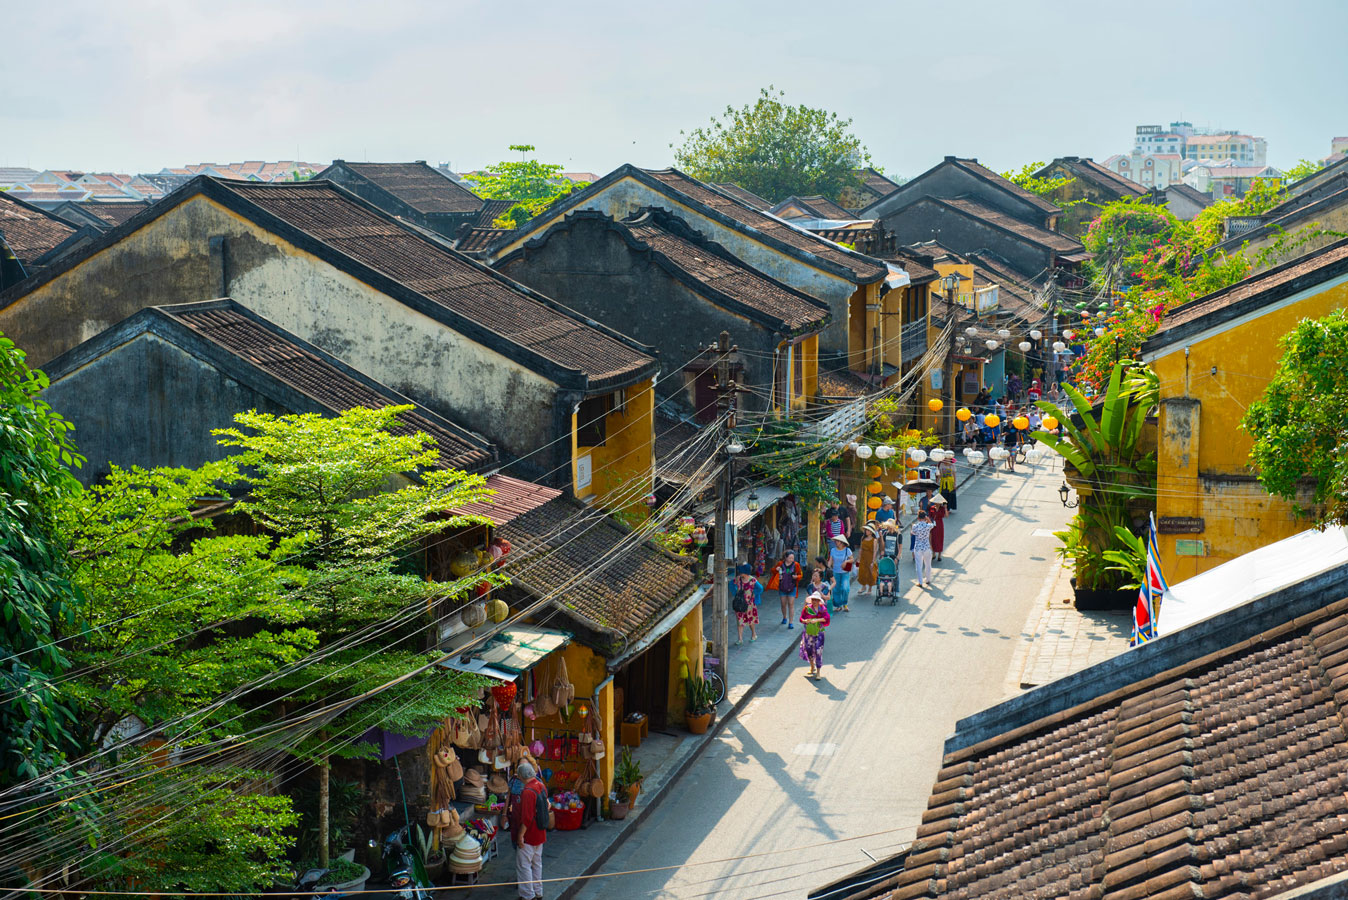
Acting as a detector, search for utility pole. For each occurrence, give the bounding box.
[711,330,738,690]
[940,273,960,444]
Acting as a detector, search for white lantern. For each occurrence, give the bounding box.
[988,447,1005,461]
[1052,341,1067,353]
[1095,326,1106,337]
[855,444,873,459]
[908,448,927,464]
[1097,311,1108,319]
[965,326,978,336]
[1018,341,1032,352]
[1063,330,1075,340]
[846,441,859,452]
[928,449,945,463]
[875,445,894,460]
[968,451,986,465]
[985,339,998,350]
[997,329,1011,339]
[1030,329,1042,340]
[1025,447,1044,462]
[962,448,974,459]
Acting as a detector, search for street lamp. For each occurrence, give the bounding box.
[746,490,760,512]
[1058,481,1079,508]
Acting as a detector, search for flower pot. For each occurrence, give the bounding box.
[317,865,370,894]
[424,852,447,881]
[1070,578,1135,611]
[610,800,630,820]
[685,710,713,735]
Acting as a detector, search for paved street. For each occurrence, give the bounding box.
[570,459,1072,900]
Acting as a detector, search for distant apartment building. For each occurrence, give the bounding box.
[1117,122,1268,190]
[1103,151,1184,189]
[1327,137,1348,165]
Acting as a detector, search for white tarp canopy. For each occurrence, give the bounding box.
[1158,526,1348,636]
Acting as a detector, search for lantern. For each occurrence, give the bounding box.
[1018,341,1032,352]
[875,445,895,460]
[644,493,658,507]
[928,449,944,463]
[491,682,517,712]
[984,414,1000,428]
[1013,416,1029,430]
[1052,341,1067,353]
[908,448,927,464]
[867,496,882,510]
[461,601,487,628]
[985,339,999,350]
[692,525,708,546]
[855,445,873,459]
[1063,330,1075,341]
[965,326,978,336]
[1030,329,1042,340]
[486,597,509,623]
[866,464,882,478]
[449,549,478,578]
[956,407,972,422]
[928,398,943,412]
[1095,327,1107,337]
[997,329,1011,339]
[1042,415,1060,430]
[967,450,986,465]
[1025,447,1044,462]
[866,481,884,494]
[989,447,1008,461]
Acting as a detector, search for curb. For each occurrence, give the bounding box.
[556,633,801,900]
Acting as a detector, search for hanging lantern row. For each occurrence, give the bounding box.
[963,449,986,465]
[928,398,943,412]
[956,407,972,421]
[984,414,1000,427]
[1018,341,1032,352]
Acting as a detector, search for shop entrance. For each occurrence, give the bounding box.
[614,634,672,729]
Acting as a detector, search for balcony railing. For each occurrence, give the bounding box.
[901,319,928,364]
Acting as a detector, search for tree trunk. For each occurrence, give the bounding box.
[318,757,330,868]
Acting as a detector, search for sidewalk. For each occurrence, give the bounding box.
[1011,559,1132,689]
[464,609,801,900]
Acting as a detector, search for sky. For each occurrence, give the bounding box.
[3,0,1345,179]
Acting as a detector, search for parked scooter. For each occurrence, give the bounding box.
[383,827,433,899]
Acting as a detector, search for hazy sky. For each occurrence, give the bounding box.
[3,0,1344,179]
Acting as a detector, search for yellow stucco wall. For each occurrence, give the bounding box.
[800,334,819,402]
[663,603,704,721]
[574,379,655,518]
[1150,273,1348,582]
[526,640,615,794]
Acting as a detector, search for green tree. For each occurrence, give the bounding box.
[465,144,588,228]
[1283,159,1322,184]
[1000,161,1076,202]
[0,334,84,790]
[672,87,871,204]
[1243,309,1348,526]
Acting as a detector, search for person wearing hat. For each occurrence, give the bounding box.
[911,509,936,589]
[768,550,803,629]
[937,453,958,515]
[798,591,831,678]
[855,522,879,598]
[733,563,761,644]
[508,760,548,900]
[873,494,896,526]
[928,493,948,562]
[828,534,854,612]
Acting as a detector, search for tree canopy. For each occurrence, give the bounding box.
[672,87,872,204]
[1243,309,1348,527]
[465,144,588,228]
[1001,161,1075,201]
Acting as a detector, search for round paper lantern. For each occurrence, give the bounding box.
[928,398,943,412]
[866,464,882,478]
[908,448,928,464]
[964,326,978,336]
[855,445,873,459]
[491,682,517,711]
[984,414,1000,428]
[968,451,986,465]
[928,449,945,463]
[1030,329,1043,340]
[867,496,882,510]
[956,407,972,422]
[1095,327,1107,337]
[997,329,1011,339]
[449,549,478,578]
[1042,415,1059,430]
[461,601,486,628]
[875,445,895,460]
[1052,340,1067,353]
[486,597,509,624]
[866,481,884,494]
[985,339,999,350]
[1063,330,1075,341]
[1018,341,1032,352]
[1013,416,1029,431]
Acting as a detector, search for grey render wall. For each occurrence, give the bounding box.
[43,332,298,485]
[879,199,1053,277]
[497,216,785,415]
[874,164,1048,227]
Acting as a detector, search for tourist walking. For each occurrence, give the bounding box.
[938,453,957,514]
[829,534,854,612]
[807,565,833,611]
[855,523,879,598]
[873,494,896,525]
[798,592,831,678]
[733,564,760,644]
[509,761,548,900]
[768,551,803,629]
[911,510,935,588]
[839,495,858,543]
[928,493,948,562]
[821,507,844,547]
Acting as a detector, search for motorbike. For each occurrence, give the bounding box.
[383,826,433,899]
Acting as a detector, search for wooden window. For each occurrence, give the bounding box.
[576,394,612,446]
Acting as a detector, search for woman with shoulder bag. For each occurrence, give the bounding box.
[768,551,803,629]
[733,564,760,644]
[829,535,854,613]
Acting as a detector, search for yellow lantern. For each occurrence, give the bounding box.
[928,398,943,413]
[867,495,882,510]
[1013,416,1029,431]
[866,465,882,478]
[956,407,972,422]
[1042,415,1059,430]
[486,598,509,623]
[449,549,478,578]
[984,414,1000,428]
[866,481,884,494]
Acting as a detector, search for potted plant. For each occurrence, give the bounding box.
[684,676,715,734]
[609,786,631,820]
[413,824,446,881]
[314,858,370,892]
[613,747,644,809]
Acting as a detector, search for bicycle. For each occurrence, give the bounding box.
[703,650,727,706]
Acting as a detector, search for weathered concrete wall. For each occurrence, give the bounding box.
[492,175,858,354]
[0,195,564,479]
[498,216,786,414]
[43,332,296,485]
[1243,202,1348,273]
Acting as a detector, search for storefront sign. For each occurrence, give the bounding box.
[930,369,943,391]
[576,453,592,490]
[1158,516,1205,534]
[1175,539,1207,557]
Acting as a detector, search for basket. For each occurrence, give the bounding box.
[553,806,583,831]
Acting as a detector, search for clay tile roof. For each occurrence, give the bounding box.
[711,182,772,210]
[337,161,484,214]
[164,301,495,471]
[858,167,901,198]
[772,195,855,220]
[620,209,830,332]
[456,226,513,254]
[1148,239,1348,349]
[642,168,888,283]
[0,191,79,265]
[942,197,1084,253]
[78,201,152,227]
[845,589,1348,900]
[654,408,709,483]
[499,496,697,648]
[953,157,1062,214]
[474,198,517,227]
[1059,157,1149,197]
[818,366,874,399]
[216,180,654,387]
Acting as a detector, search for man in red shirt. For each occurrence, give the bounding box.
[509,761,547,900]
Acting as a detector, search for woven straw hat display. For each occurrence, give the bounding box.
[463,768,484,787]
[487,772,509,796]
[448,832,483,873]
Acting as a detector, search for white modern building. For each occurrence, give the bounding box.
[1103,151,1184,189]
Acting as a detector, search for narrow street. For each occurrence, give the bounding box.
[573,458,1072,900]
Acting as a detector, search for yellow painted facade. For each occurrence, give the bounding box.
[525,640,615,793]
[663,603,704,721]
[573,378,656,518]
[1149,275,1348,583]
[775,333,819,414]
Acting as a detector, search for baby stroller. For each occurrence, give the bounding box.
[875,554,899,605]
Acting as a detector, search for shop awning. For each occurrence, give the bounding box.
[451,474,561,526]
[700,485,789,529]
[440,625,572,680]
